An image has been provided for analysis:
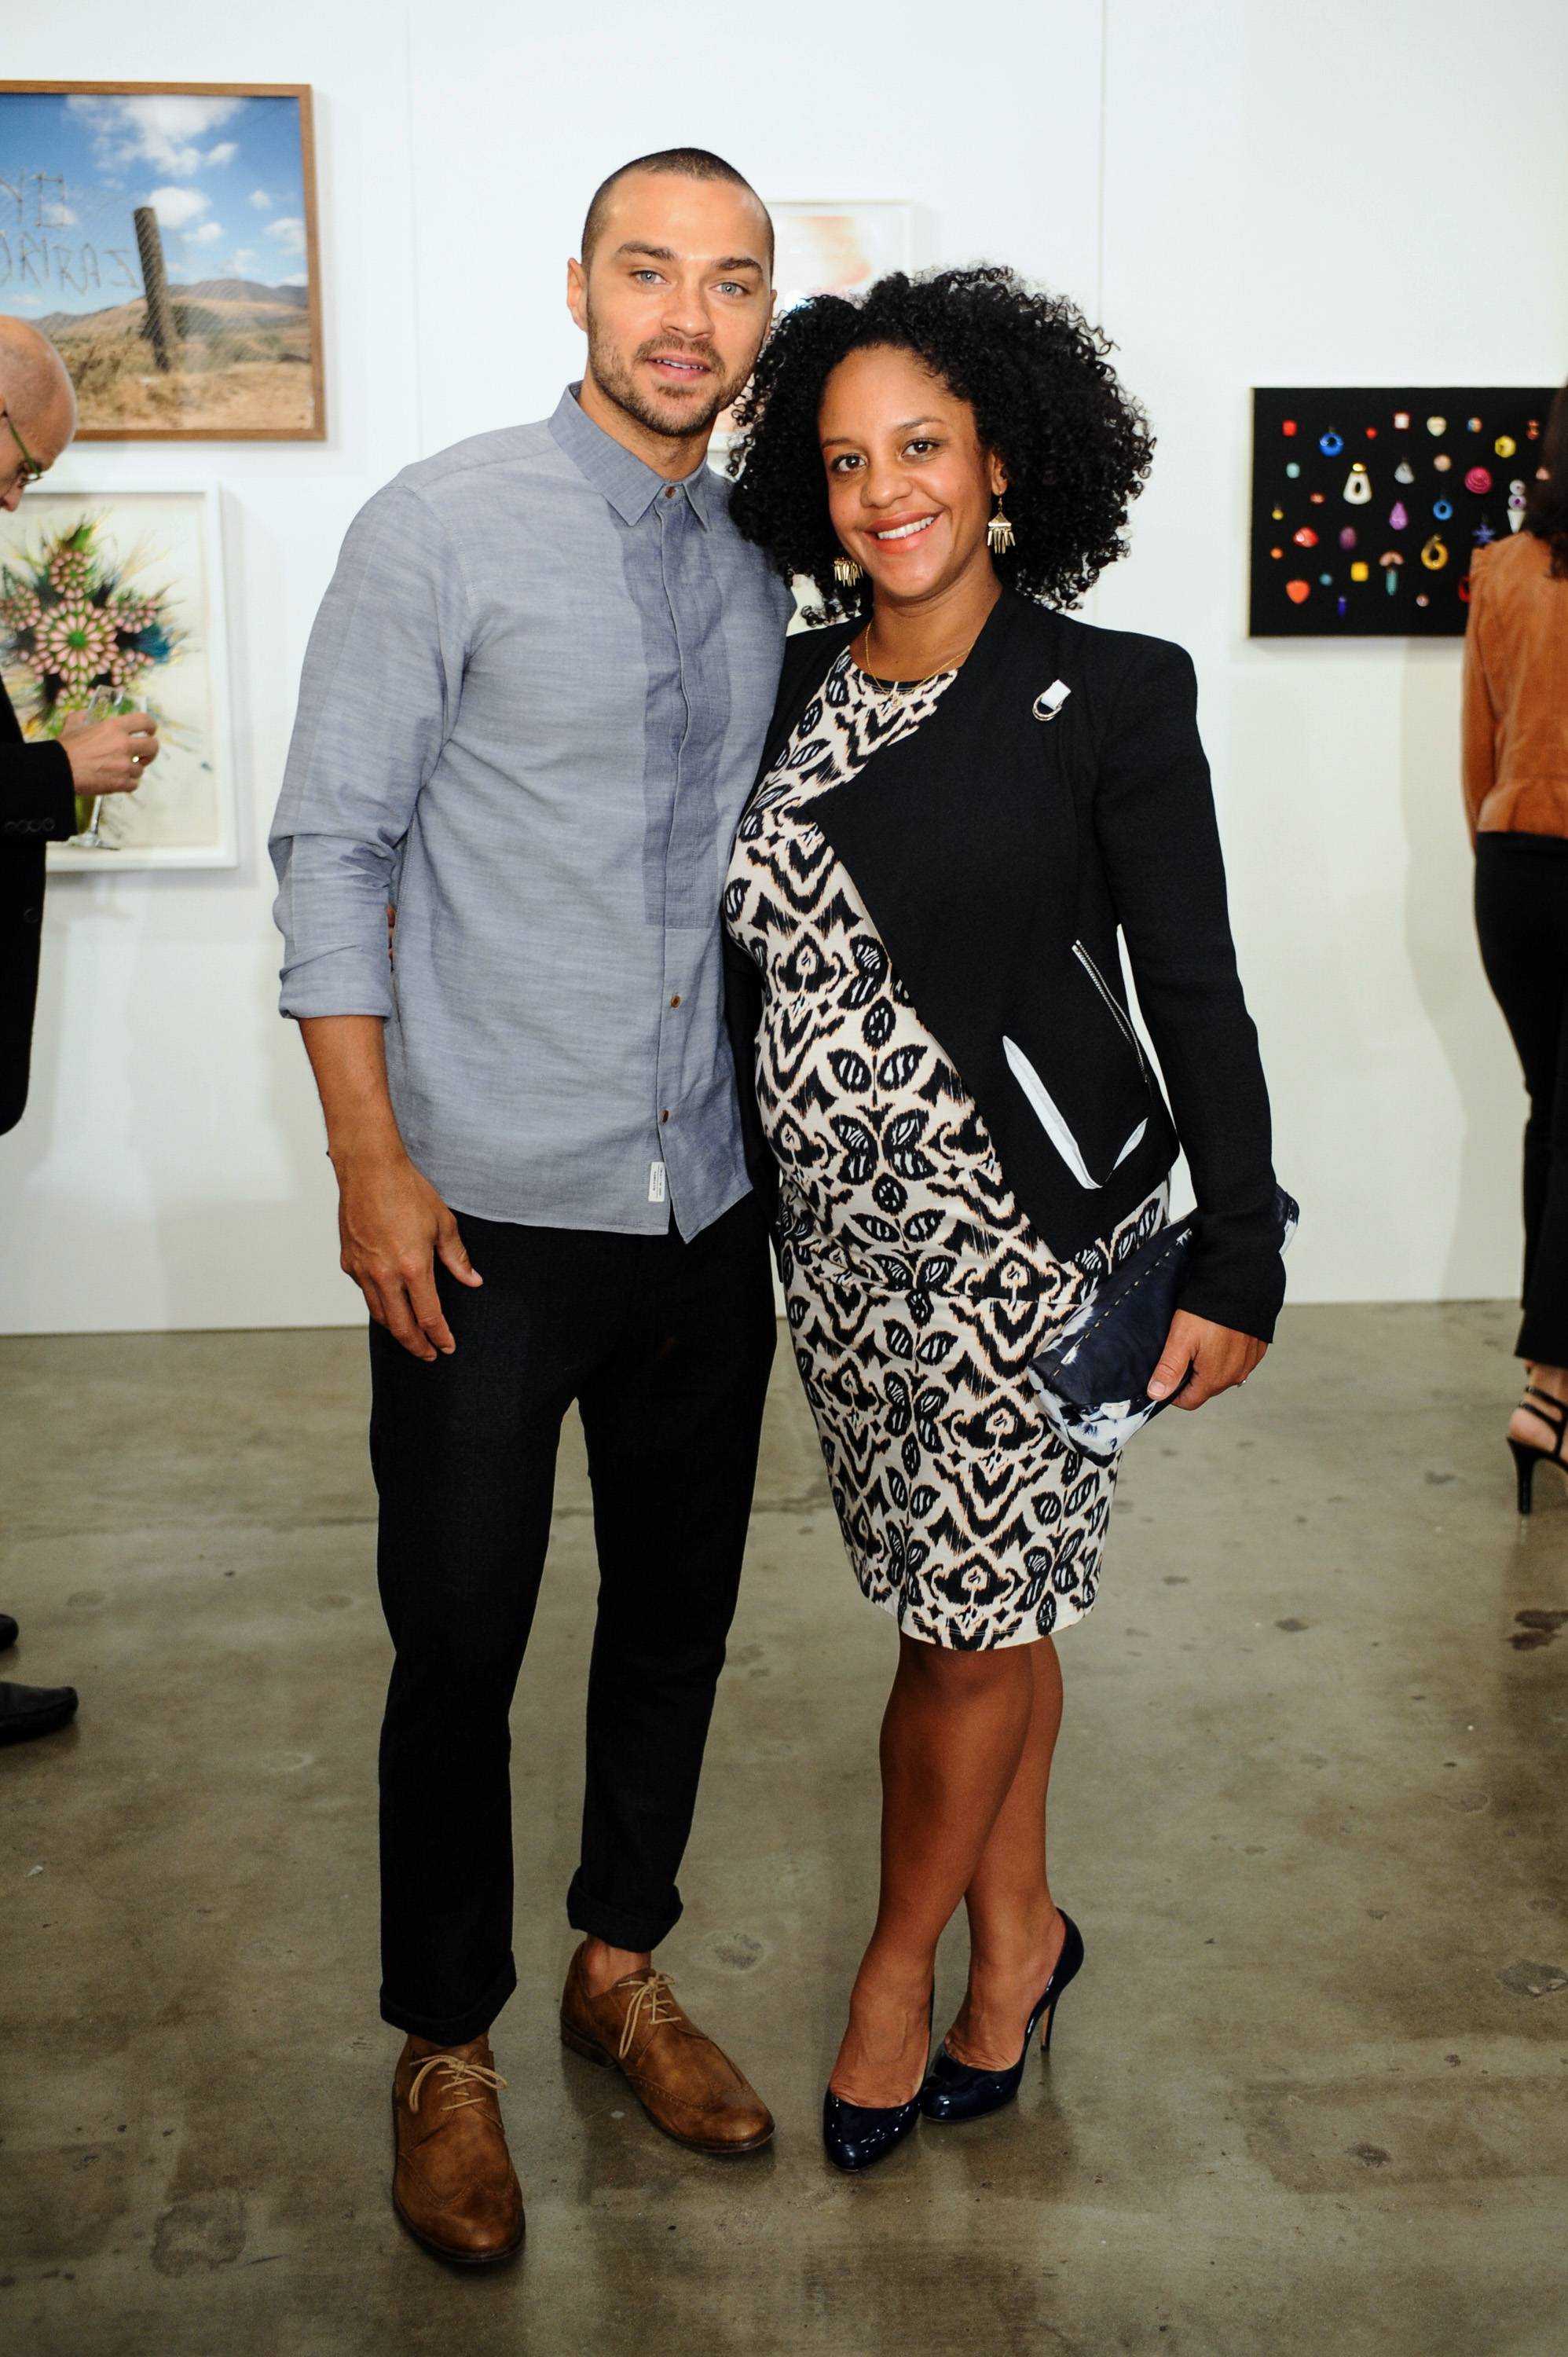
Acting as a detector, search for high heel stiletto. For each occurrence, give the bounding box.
[822,1996,933,2174]
[920,1912,1084,2124]
[1508,1386,1568,1514]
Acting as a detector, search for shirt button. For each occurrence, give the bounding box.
[669,994,681,1008]
[661,1109,670,1123]
[664,485,678,499]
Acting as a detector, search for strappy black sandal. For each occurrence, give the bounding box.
[1508,1385,1568,1514]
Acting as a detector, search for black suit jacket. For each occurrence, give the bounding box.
[724,589,1286,1341]
[1,680,76,1135]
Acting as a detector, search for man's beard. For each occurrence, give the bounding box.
[584,311,740,444]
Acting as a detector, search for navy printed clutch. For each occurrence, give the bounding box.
[1027,1188,1299,1465]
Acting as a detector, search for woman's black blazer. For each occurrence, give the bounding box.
[0,681,75,1136]
[724,588,1286,1343]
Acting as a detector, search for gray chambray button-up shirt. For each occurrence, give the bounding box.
[270,386,792,1238]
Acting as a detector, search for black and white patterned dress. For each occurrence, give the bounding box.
[724,646,1164,1651]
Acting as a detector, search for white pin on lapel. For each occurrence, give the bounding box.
[1033,680,1071,722]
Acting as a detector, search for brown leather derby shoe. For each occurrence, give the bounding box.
[559,1943,774,2157]
[391,2034,525,2267]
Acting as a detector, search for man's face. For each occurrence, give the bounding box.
[567,173,773,445]
[0,387,73,513]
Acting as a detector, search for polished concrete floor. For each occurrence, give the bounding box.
[2,1301,1566,2356]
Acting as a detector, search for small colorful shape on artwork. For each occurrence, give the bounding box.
[1293,526,1318,547]
[1390,501,1409,530]
[1421,534,1449,570]
[1350,561,1370,581]
[1416,592,1430,607]
[1467,417,1482,432]
[1286,579,1310,603]
[1433,500,1453,520]
[1320,431,1344,455]
[1473,522,1496,545]
[1394,411,1411,430]
[1427,416,1446,435]
[1434,453,1453,471]
[1464,466,1492,495]
[1343,465,1372,504]
[1394,460,1415,483]
[1339,526,1357,549]
[1283,420,1298,435]
[1495,434,1517,457]
[1285,462,1301,478]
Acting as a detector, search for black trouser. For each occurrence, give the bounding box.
[368,1192,775,2045]
[1475,831,1568,1364]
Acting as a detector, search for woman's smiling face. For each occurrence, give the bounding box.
[819,343,1005,606]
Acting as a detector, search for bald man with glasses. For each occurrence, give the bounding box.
[0,317,159,1747]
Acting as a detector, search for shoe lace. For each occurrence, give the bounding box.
[618,1970,680,2061]
[408,2051,508,2115]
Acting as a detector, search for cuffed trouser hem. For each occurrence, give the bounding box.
[566,1869,680,1956]
[379,1952,518,2047]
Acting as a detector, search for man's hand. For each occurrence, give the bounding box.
[60,709,160,794]
[335,1146,482,1361]
[1146,1309,1266,1411]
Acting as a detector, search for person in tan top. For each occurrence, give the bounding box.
[1464,381,1568,1508]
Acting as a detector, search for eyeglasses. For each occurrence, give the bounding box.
[2,408,45,487]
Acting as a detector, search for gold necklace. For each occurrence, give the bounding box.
[858,614,975,687]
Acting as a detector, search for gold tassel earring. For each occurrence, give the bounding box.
[833,555,863,586]
[987,499,1015,556]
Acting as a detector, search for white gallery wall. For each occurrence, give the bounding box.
[2,0,1566,1332]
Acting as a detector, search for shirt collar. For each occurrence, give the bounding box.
[548,383,718,529]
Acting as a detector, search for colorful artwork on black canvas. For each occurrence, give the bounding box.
[1249,389,1556,638]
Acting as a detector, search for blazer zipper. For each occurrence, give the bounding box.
[1072,940,1149,1075]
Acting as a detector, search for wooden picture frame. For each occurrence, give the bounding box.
[0,81,325,441]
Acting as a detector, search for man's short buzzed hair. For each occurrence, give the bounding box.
[581,148,773,272]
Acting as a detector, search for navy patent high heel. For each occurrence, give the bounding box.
[822,1995,933,2174]
[920,1912,1083,2124]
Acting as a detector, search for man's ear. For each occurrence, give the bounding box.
[566,256,588,333]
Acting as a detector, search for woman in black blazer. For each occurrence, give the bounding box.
[722,269,1284,2170]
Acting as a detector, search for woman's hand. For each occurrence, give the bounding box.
[1146,1310,1266,1409]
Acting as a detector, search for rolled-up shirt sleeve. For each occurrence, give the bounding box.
[269,480,470,1018]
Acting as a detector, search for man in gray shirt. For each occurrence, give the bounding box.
[270,150,791,2267]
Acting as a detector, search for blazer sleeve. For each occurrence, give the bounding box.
[1094,637,1286,1341]
[0,737,77,839]
[1460,569,1497,841]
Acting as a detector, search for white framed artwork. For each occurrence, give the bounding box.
[769,201,916,313]
[0,483,236,871]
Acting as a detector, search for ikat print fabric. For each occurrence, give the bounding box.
[724,647,1163,1651]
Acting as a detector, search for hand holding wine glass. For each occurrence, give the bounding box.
[60,702,160,794]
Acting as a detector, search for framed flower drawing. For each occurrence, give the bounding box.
[0,486,236,870]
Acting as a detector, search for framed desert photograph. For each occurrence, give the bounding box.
[0,82,324,440]
[0,486,237,870]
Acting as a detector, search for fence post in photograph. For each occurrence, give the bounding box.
[132,206,177,373]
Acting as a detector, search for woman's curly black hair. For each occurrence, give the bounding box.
[727,266,1153,620]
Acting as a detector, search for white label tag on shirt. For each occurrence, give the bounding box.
[647,1160,668,1204]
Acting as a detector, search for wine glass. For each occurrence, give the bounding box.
[66,687,119,852]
